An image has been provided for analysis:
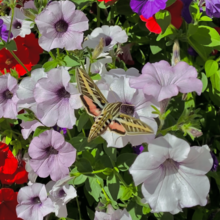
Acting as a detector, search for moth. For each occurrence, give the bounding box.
[75,68,153,142]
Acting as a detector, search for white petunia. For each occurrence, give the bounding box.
[129,133,213,214]
[83,25,128,52]
[1,8,33,38]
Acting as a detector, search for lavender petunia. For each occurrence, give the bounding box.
[34,67,82,129]
[0,74,18,119]
[130,0,167,19]
[129,134,213,214]
[206,0,220,18]
[28,130,76,181]
[35,1,88,51]
[46,180,77,217]
[83,25,128,52]
[0,19,12,41]
[129,61,203,102]
[16,183,54,220]
[180,0,193,23]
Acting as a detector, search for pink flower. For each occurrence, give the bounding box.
[34,67,82,129]
[28,130,76,181]
[129,61,203,102]
[35,1,88,51]
[0,74,18,119]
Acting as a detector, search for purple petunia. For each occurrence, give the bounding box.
[28,130,76,181]
[0,19,12,41]
[35,0,89,51]
[34,67,82,129]
[16,183,54,220]
[206,0,220,18]
[180,0,193,23]
[0,74,18,119]
[130,0,167,19]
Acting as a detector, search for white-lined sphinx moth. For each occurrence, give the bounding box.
[75,68,153,142]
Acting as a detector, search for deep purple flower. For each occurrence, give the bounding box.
[0,19,12,41]
[133,145,144,154]
[53,125,67,135]
[206,0,220,18]
[16,183,54,220]
[29,130,76,181]
[210,152,219,171]
[130,0,167,19]
[188,46,198,56]
[180,0,193,23]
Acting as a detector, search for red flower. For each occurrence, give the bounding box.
[140,15,162,34]
[140,0,183,34]
[0,33,43,77]
[97,0,117,5]
[0,142,28,185]
[0,188,22,220]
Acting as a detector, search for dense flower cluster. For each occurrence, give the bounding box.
[0,0,220,219]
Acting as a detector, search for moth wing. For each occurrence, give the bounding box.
[75,68,108,116]
[115,113,154,135]
[108,120,126,135]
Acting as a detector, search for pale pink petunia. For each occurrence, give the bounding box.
[34,67,82,129]
[129,133,213,214]
[16,183,54,220]
[83,25,128,52]
[0,74,18,119]
[95,205,132,220]
[28,130,76,181]
[129,61,203,102]
[35,1,88,51]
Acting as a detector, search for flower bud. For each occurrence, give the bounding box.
[171,40,180,66]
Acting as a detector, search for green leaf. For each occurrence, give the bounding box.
[86,206,95,220]
[17,113,35,121]
[187,24,198,37]
[75,158,93,173]
[4,130,12,145]
[118,185,133,201]
[127,200,142,220]
[201,72,208,92]
[210,70,220,91]
[103,144,117,162]
[157,26,174,41]
[150,45,162,55]
[5,40,17,51]
[155,10,171,33]
[190,26,220,47]
[12,140,22,156]
[33,126,49,137]
[85,177,102,201]
[116,153,137,171]
[205,60,218,77]
[63,55,80,67]
[91,74,102,81]
[43,60,58,72]
[77,112,89,132]
[107,173,120,200]
[166,0,176,7]
[199,16,212,21]
[161,213,174,220]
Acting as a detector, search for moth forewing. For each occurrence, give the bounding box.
[115,113,154,135]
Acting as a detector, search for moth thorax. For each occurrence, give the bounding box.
[120,104,135,116]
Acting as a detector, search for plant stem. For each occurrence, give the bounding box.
[114,168,129,188]
[8,7,14,42]
[76,197,82,220]
[48,51,56,60]
[96,177,111,203]
[9,50,31,76]
[97,4,100,27]
[57,48,60,57]
[67,129,72,140]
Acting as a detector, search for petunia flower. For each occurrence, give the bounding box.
[17,68,47,113]
[35,1,88,51]
[1,8,32,38]
[129,61,203,102]
[210,151,219,171]
[83,25,128,52]
[34,67,82,129]
[28,130,76,181]
[0,18,12,41]
[0,188,21,220]
[0,74,18,119]
[140,15,162,34]
[16,183,54,220]
[206,0,220,18]
[130,0,168,19]
[95,205,132,220]
[117,43,135,66]
[46,180,77,217]
[180,0,193,23]
[129,133,213,214]
[99,74,159,148]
